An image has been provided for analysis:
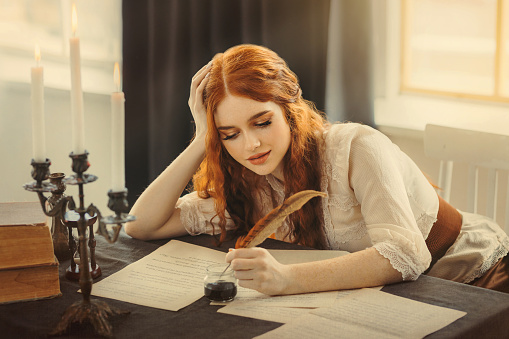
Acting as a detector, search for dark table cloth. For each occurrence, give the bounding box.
[1,232,509,338]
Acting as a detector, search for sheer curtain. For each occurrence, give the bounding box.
[325,0,374,125]
[122,0,373,204]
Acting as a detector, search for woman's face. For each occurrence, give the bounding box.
[214,94,291,181]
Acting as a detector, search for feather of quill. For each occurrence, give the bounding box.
[235,190,326,249]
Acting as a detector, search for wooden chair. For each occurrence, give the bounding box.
[423,124,509,233]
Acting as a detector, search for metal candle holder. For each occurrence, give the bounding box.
[23,151,135,337]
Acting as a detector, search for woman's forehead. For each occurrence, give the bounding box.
[215,95,281,125]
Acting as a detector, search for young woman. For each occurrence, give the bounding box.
[125,44,509,295]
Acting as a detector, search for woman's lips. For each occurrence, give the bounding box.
[248,151,271,165]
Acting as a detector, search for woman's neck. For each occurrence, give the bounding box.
[271,166,285,183]
[271,161,285,184]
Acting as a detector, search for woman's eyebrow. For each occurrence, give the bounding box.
[248,110,271,122]
[217,110,271,130]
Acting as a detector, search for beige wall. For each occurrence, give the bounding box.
[0,82,112,215]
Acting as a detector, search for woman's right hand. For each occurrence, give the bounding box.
[188,62,212,139]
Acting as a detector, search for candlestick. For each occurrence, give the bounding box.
[31,45,46,162]
[111,62,125,191]
[24,150,135,337]
[69,3,86,154]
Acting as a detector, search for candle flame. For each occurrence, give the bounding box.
[114,62,121,92]
[34,45,41,64]
[71,4,77,36]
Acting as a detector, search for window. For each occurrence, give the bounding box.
[400,0,509,102]
[374,0,509,136]
[0,0,122,94]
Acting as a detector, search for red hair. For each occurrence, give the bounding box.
[192,44,329,249]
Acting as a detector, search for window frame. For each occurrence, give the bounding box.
[374,0,509,137]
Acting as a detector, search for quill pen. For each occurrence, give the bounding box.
[219,190,326,278]
[234,189,326,249]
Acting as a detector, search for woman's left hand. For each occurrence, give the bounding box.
[225,247,292,295]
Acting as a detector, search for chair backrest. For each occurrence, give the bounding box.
[424,124,509,233]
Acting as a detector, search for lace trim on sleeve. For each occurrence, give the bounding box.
[176,197,210,235]
[176,194,235,236]
[373,241,430,281]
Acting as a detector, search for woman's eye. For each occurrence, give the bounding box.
[255,120,272,127]
[222,133,238,141]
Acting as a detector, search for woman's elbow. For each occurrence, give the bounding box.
[124,221,150,240]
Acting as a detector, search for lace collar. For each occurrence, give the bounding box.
[264,174,285,194]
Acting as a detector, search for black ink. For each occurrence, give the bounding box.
[204,281,237,302]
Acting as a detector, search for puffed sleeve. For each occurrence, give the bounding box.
[175,191,236,236]
[348,126,432,280]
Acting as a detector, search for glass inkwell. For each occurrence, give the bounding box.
[204,263,238,302]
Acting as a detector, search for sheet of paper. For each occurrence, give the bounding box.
[214,287,382,323]
[216,287,380,324]
[91,240,226,311]
[311,288,466,339]
[254,314,401,339]
[225,287,340,308]
[218,303,312,324]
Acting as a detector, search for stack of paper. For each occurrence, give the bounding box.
[91,240,466,338]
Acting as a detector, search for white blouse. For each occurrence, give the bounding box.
[176,123,509,283]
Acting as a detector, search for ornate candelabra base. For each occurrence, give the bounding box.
[49,299,129,337]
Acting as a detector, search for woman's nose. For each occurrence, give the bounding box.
[245,133,261,152]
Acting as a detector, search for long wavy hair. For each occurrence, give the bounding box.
[192,44,329,249]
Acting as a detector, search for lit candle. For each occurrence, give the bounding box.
[111,62,125,191]
[69,3,85,154]
[31,45,46,162]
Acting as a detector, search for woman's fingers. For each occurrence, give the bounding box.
[227,249,273,279]
[190,61,211,93]
[193,61,211,79]
[226,247,267,262]
[189,62,211,106]
[195,70,209,101]
[225,247,291,295]
[188,61,212,136]
[230,257,262,271]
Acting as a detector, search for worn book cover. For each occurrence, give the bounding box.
[0,258,61,304]
[0,201,55,269]
[0,202,61,303]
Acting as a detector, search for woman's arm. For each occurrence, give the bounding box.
[124,139,206,240]
[124,62,211,240]
[226,247,403,295]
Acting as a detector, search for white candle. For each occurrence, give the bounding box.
[31,45,46,162]
[111,62,125,191]
[69,4,85,154]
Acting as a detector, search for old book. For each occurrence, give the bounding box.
[0,201,55,269]
[0,202,61,303]
[0,258,62,304]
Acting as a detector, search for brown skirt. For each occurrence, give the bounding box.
[425,195,509,293]
[468,255,509,293]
